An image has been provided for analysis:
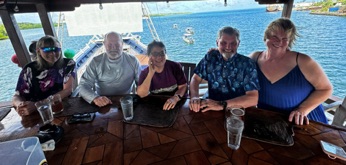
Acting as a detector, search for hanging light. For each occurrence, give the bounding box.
[13,0,19,12]
[99,0,103,10]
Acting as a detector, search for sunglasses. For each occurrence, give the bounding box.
[40,47,61,53]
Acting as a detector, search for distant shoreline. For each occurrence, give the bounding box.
[310,11,346,16]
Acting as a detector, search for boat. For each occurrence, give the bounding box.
[266,5,282,12]
[173,24,178,29]
[62,3,154,81]
[185,27,194,34]
[182,33,194,44]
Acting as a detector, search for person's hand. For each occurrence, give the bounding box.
[16,101,36,116]
[163,96,180,110]
[199,99,224,112]
[189,97,201,112]
[93,96,112,107]
[148,57,158,75]
[289,110,309,125]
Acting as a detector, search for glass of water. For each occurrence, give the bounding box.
[35,99,53,124]
[120,95,134,121]
[226,116,244,150]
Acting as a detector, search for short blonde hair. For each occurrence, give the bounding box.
[264,18,299,49]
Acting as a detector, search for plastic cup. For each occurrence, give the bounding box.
[120,96,134,121]
[226,116,244,150]
[49,94,63,114]
[35,99,53,124]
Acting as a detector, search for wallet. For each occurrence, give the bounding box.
[67,113,95,124]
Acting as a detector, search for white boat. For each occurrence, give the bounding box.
[173,24,178,29]
[63,3,155,82]
[185,27,195,34]
[183,33,194,44]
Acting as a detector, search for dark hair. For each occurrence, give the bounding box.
[147,40,166,55]
[29,41,37,54]
[264,18,299,48]
[36,35,64,70]
[217,26,240,42]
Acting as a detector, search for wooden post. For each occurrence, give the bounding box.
[282,0,294,18]
[0,9,31,66]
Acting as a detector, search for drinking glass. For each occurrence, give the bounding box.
[224,105,245,130]
[35,99,53,124]
[226,116,244,150]
[120,96,134,121]
[49,94,63,114]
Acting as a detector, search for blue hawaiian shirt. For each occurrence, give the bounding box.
[194,50,259,101]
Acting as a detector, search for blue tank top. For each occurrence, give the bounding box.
[256,52,328,124]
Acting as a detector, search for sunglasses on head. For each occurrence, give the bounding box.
[40,47,61,53]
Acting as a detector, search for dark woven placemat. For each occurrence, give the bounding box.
[243,108,294,146]
[124,95,186,127]
[54,97,99,117]
[0,107,11,121]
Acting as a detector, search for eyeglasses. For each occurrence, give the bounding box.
[40,47,61,53]
[150,51,165,57]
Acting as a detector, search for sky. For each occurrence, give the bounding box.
[2,0,321,23]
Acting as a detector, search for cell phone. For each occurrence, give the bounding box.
[320,140,346,161]
[67,113,95,124]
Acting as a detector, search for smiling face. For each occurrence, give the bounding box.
[265,29,290,53]
[217,33,240,58]
[149,46,166,67]
[39,45,62,66]
[104,32,123,60]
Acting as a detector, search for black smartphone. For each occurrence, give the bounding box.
[67,113,95,124]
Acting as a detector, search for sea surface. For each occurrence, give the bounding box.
[0,8,345,101]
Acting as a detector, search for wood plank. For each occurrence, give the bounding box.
[82,145,104,164]
[107,120,123,139]
[62,136,89,165]
[184,151,210,165]
[103,141,123,165]
[168,136,201,158]
[195,133,228,159]
[140,126,160,148]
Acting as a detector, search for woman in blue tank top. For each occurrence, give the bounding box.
[249,18,333,125]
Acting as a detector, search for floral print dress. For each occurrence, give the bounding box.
[15,58,75,101]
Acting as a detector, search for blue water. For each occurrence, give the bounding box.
[0,8,345,101]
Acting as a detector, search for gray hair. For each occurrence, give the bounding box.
[217,26,240,42]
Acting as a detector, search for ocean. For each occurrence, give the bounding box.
[0,8,345,101]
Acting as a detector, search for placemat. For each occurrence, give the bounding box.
[243,108,294,146]
[124,95,186,127]
[0,107,11,121]
[54,97,99,117]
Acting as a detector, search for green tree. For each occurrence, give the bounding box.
[0,24,9,40]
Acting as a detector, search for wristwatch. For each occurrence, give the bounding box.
[220,101,227,110]
[174,94,182,100]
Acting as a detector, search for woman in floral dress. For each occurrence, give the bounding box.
[12,35,75,116]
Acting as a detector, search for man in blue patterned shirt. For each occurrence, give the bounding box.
[189,26,260,112]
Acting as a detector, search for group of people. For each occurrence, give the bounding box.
[12,17,333,125]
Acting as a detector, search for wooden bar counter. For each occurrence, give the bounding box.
[1,96,346,165]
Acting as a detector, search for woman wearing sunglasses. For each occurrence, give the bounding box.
[137,40,187,110]
[12,35,75,116]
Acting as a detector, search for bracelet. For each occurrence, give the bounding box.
[174,94,182,100]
